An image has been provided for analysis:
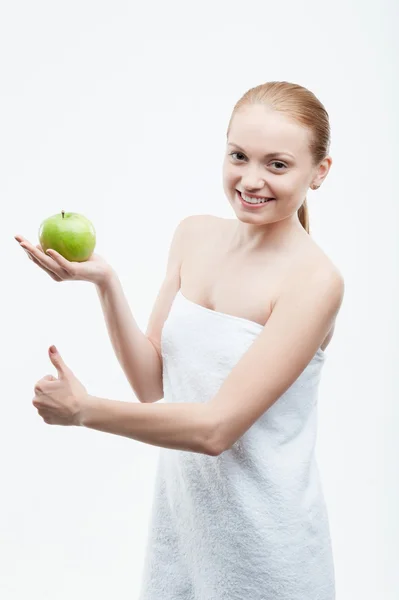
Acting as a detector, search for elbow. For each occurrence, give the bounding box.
[203,441,223,457]
[203,422,228,457]
[203,442,221,457]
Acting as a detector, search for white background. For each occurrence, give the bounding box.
[1,1,397,598]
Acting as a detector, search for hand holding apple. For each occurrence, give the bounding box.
[15,210,114,286]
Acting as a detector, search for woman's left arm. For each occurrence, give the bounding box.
[79,395,217,455]
[32,345,217,455]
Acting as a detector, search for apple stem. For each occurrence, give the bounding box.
[61,210,65,219]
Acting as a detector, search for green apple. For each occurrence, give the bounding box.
[38,210,96,262]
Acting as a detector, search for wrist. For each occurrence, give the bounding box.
[76,393,95,427]
[95,267,118,290]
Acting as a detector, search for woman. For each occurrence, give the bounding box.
[15,81,344,599]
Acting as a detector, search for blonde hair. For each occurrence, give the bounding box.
[226,81,331,234]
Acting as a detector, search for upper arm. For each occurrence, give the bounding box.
[206,267,345,455]
[145,215,196,362]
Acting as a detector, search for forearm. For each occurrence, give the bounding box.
[78,395,219,456]
[95,272,163,403]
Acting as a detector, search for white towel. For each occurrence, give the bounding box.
[138,290,335,600]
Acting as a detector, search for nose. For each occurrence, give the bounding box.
[240,165,266,191]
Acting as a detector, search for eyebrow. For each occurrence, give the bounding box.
[227,143,295,160]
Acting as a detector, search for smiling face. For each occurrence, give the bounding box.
[222,104,327,228]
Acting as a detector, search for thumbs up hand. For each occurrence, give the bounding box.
[32,345,88,426]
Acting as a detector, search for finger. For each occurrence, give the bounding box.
[37,408,53,423]
[15,236,40,251]
[34,373,58,395]
[32,397,44,408]
[19,244,63,281]
[34,381,46,395]
[20,242,55,267]
[49,345,72,378]
[45,249,77,276]
[32,393,46,411]
[26,253,63,281]
[43,374,57,382]
[18,239,75,278]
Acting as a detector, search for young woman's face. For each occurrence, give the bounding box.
[222,105,320,224]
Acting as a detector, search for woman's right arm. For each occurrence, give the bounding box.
[95,272,163,403]
[95,216,193,403]
[16,215,194,404]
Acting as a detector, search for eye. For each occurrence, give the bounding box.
[229,153,287,170]
[229,151,246,161]
[271,161,287,170]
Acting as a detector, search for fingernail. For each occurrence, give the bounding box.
[50,345,57,353]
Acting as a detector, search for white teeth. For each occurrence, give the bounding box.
[241,192,272,204]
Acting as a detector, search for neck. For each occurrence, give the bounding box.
[228,215,307,254]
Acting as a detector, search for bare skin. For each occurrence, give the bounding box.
[16,104,341,397]
[180,214,337,351]
[145,213,339,370]
[147,105,339,360]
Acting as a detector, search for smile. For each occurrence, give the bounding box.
[237,191,276,206]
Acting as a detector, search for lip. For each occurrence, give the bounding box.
[237,190,275,209]
[239,190,271,199]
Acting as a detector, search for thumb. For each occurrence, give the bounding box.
[43,374,57,382]
[48,345,71,378]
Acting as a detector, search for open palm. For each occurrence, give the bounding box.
[15,235,113,285]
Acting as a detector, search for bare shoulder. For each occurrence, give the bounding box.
[144,215,216,361]
[284,238,345,316]
[166,214,218,260]
[184,213,344,306]
[186,214,345,288]
[303,238,345,289]
[183,213,222,233]
[180,213,225,252]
